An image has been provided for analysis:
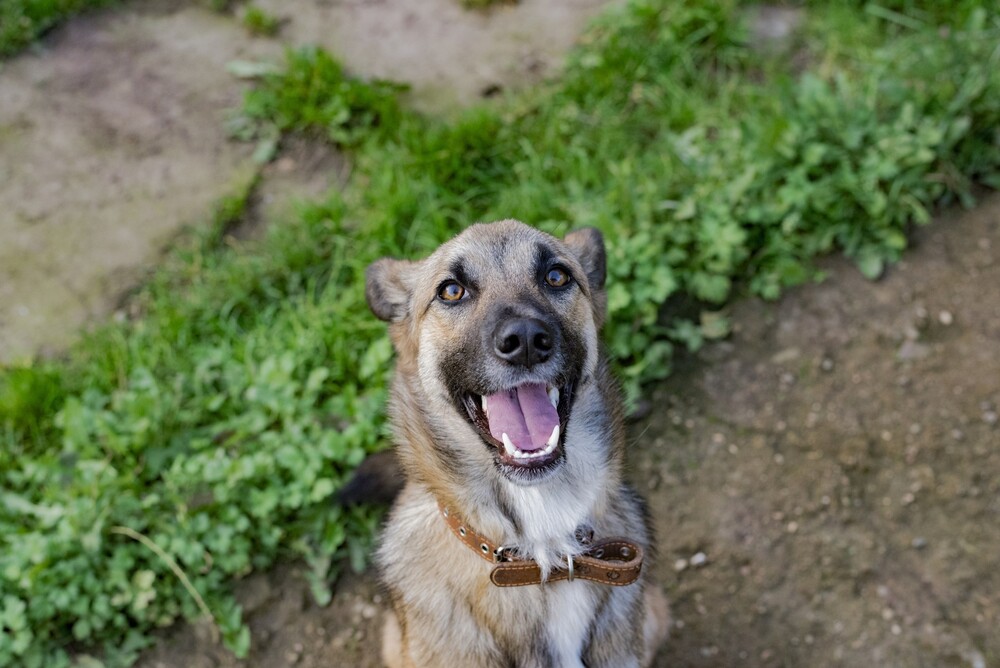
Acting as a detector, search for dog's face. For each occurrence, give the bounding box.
[366,220,607,485]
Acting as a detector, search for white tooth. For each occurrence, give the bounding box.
[482,395,488,415]
[548,387,560,408]
[546,424,560,448]
[502,433,517,456]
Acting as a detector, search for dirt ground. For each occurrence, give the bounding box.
[0,1,274,360]
[134,198,1000,668]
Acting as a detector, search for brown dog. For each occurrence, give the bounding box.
[366,220,668,667]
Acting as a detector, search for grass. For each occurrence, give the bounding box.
[2,0,999,666]
[241,5,280,37]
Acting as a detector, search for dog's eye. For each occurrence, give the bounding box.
[545,267,571,288]
[438,281,466,302]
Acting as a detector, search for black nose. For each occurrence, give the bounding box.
[493,318,554,368]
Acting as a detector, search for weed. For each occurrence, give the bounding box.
[241,5,279,37]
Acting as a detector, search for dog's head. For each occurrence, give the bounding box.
[367,220,607,485]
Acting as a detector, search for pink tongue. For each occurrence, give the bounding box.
[486,383,558,452]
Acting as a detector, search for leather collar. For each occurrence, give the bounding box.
[438,502,644,587]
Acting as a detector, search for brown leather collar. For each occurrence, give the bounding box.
[439,503,644,587]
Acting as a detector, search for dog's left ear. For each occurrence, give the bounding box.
[563,227,606,291]
[366,258,416,323]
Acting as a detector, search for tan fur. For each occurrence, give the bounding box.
[367,221,669,667]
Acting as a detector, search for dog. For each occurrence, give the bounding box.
[365,220,669,667]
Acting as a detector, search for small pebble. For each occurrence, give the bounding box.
[787,521,799,534]
[673,558,689,572]
[938,310,954,325]
[897,340,930,360]
[690,552,708,567]
[983,411,998,426]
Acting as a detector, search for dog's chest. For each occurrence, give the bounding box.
[540,582,599,666]
[476,577,601,667]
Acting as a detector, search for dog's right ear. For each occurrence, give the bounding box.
[563,227,607,291]
[366,258,414,322]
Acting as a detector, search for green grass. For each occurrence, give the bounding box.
[241,5,280,37]
[2,1,999,666]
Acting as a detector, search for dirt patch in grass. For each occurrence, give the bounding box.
[250,0,619,114]
[0,1,280,361]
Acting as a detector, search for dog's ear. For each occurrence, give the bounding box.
[366,258,415,322]
[563,227,606,291]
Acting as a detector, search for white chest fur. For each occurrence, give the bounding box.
[544,581,599,666]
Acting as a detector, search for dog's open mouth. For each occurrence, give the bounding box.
[461,382,569,471]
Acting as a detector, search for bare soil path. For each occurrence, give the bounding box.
[0,1,274,360]
[0,0,614,361]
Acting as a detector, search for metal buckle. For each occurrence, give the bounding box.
[566,554,575,582]
[493,546,512,563]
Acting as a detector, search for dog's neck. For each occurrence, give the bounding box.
[394,366,624,575]
[432,466,613,576]
[404,398,621,573]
